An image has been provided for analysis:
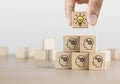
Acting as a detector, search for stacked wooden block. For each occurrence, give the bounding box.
[0,46,8,59]
[55,35,107,70]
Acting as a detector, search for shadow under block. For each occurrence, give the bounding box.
[43,39,55,50]
[89,52,106,70]
[0,46,8,58]
[34,50,46,61]
[16,48,27,59]
[72,52,89,70]
[80,36,96,53]
[64,36,80,52]
[55,52,72,69]
[72,12,88,28]
[28,48,36,59]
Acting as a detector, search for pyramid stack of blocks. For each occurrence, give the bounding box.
[55,35,107,70]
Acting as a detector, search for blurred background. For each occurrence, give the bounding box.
[0,0,119,54]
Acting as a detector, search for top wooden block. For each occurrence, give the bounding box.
[72,12,88,28]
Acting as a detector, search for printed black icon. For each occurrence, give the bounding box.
[59,55,69,67]
[92,55,103,68]
[83,38,94,50]
[66,38,77,50]
[75,55,86,67]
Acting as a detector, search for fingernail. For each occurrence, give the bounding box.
[88,14,97,26]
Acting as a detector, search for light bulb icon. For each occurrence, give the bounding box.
[77,16,84,26]
[73,12,87,27]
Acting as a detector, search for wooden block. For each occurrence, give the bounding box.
[48,50,59,63]
[72,11,88,28]
[0,46,8,58]
[34,50,46,61]
[43,39,55,50]
[16,48,27,59]
[28,48,36,59]
[80,36,96,53]
[72,52,89,70]
[55,52,72,69]
[64,36,80,52]
[89,52,106,70]
[108,48,119,61]
[100,50,111,63]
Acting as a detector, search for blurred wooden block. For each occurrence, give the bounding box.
[55,52,72,69]
[108,48,119,61]
[43,39,55,50]
[16,48,27,59]
[80,36,96,53]
[72,52,89,70]
[100,50,111,64]
[34,50,46,61]
[72,12,88,28]
[64,36,80,52]
[48,50,58,63]
[28,48,36,59]
[0,46,8,58]
[89,52,106,70]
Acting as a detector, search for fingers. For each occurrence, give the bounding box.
[65,0,75,26]
[77,0,88,4]
[87,0,103,26]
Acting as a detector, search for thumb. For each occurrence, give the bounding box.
[87,0,103,26]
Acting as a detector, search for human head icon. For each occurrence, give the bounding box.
[92,55,103,68]
[75,55,86,67]
[59,55,69,67]
[83,38,94,50]
[67,38,77,50]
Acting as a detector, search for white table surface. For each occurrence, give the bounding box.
[0,56,120,84]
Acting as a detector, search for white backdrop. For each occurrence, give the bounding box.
[0,0,119,54]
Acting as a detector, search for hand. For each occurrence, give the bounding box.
[65,0,103,26]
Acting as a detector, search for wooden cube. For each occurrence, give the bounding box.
[108,48,119,61]
[34,50,46,61]
[0,46,8,58]
[72,12,88,28]
[100,50,111,64]
[72,52,89,70]
[28,48,36,59]
[48,50,59,63]
[64,36,80,52]
[80,36,96,53]
[89,52,106,70]
[43,39,55,50]
[55,52,72,69]
[16,48,27,59]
